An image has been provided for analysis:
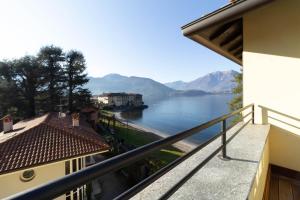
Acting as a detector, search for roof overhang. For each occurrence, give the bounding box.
[181,0,275,65]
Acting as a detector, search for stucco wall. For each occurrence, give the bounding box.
[243,0,300,171]
[0,161,66,199]
[248,137,269,200]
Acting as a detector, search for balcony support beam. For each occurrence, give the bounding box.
[222,120,227,158]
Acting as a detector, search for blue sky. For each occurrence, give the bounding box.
[0,0,239,82]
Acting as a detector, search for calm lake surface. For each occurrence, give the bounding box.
[121,94,234,144]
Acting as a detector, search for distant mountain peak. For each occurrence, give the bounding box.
[165,70,239,93]
[87,74,175,102]
[102,73,126,78]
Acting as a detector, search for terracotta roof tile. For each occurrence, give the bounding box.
[0,113,109,174]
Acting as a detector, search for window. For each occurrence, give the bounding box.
[72,159,77,172]
[66,159,86,200]
[65,161,70,175]
[65,161,71,199]
[86,156,91,163]
[66,193,71,200]
[73,189,78,200]
[20,169,35,182]
[79,189,83,200]
[78,158,82,170]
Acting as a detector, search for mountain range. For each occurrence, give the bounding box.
[87,74,174,101]
[86,70,239,102]
[164,70,238,93]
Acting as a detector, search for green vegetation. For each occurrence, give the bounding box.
[100,110,114,116]
[115,120,183,167]
[229,70,243,122]
[0,45,91,119]
[99,112,184,171]
[65,50,90,112]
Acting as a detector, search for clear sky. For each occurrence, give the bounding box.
[0,0,239,82]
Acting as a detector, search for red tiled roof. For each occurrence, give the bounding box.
[0,113,109,174]
[81,106,98,113]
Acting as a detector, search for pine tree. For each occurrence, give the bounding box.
[229,70,243,121]
[73,88,92,110]
[38,45,65,112]
[0,45,92,119]
[64,50,89,112]
[0,61,22,119]
[14,56,42,117]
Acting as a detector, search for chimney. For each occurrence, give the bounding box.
[72,113,80,127]
[3,115,13,133]
[230,0,237,3]
[58,112,66,118]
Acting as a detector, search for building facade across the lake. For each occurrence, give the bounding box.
[94,93,143,108]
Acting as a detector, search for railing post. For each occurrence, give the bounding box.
[252,104,255,124]
[222,119,227,158]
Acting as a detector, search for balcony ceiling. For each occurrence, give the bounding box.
[181,0,274,66]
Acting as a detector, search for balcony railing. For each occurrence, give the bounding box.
[10,104,254,200]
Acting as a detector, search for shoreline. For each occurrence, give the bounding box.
[114,112,197,153]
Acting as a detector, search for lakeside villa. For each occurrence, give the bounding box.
[93,93,144,108]
[1,0,300,200]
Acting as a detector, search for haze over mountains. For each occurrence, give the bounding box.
[87,70,239,102]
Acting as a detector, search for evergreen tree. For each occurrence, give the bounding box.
[14,56,42,117]
[65,50,89,112]
[74,88,92,109]
[0,45,92,119]
[0,61,22,119]
[229,70,243,121]
[38,45,65,112]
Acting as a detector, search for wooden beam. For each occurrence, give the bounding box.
[235,52,242,58]
[228,39,243,52]
[220,30,242,46]
[233,47,243,56]
[190,34,242,65]
[220,19,242,46]
[209,20,237,41]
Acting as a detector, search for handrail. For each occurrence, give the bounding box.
[9,104,254,200]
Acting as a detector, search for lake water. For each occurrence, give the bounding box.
[120,94,234,144]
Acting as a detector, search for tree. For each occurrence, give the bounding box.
[0,61,22,118]
[0,45,92,119]
[73,88,92,110]
[14,56,42,117]
[64,50,89,112]
[38,45,65,112]
[229,70,243,121]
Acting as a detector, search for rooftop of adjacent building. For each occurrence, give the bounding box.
[0,112,109,175]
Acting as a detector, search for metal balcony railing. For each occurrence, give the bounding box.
[10,104,255,200]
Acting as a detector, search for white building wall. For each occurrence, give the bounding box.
[243,0,300,171]
[97,94,142,107]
